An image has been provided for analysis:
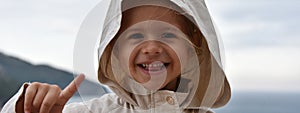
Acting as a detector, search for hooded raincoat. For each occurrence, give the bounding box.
[1,0,231,113]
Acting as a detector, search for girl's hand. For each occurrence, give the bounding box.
[23,74,85,113]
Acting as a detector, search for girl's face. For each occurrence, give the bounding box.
[113,6,194,91]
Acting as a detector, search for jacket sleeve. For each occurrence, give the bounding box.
[1,83,29,113]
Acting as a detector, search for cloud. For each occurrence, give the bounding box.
[0,0,110,82]
[0,0,103,72]
[207,0,300,92]
[225,46,300,92]
[207,0,300,50]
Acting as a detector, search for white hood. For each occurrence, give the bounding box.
[97,0,231,110]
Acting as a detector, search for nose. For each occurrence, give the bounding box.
[141,41,163,55]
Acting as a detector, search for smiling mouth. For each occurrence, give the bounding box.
[137,63,169,72]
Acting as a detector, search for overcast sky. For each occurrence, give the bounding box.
[0,0,299,92]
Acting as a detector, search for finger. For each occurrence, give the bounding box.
[24,82,39,113]
[59,74,85,104]
[39,85,61,113]
[32,84,49,111]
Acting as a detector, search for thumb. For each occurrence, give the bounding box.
[58,74,85,105]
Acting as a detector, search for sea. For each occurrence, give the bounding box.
[68,91,300,113]
[214,91,300,113]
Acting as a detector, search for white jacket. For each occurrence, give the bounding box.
[1,0,230,113]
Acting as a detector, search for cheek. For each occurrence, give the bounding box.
[117,50,130,68]
[117,45,142,77]
[171,45,191,67]
[115,39,133,61]
[113,43,131,74]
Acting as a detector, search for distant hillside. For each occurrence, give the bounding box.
[0,52,109,107]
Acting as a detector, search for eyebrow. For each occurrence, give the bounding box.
[122,21,187,36]
[124,28,143,33]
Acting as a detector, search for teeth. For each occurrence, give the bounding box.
[141,63,164,68]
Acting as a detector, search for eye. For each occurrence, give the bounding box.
[129,33,144,39]
[162,33,176,38]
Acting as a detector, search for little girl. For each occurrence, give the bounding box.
[1,0,231,113]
